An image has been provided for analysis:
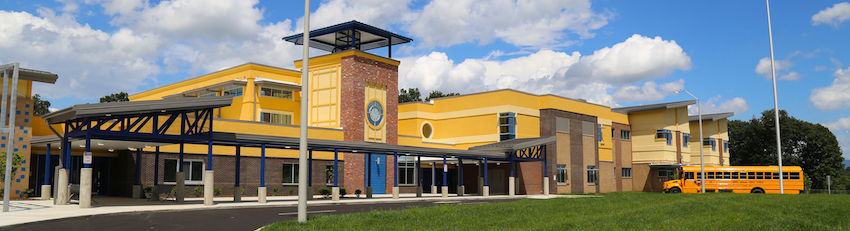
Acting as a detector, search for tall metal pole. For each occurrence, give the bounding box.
[297,0,311,222]
[3,63,19,212]
[766,0,784,193]
[677,90,705,193]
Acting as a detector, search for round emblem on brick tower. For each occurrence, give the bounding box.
[367,100,384,128]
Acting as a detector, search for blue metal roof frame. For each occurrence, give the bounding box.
[282,20,413,57]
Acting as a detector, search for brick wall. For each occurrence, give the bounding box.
[540,108,597,194]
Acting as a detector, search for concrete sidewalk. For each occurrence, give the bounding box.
[0,193,599,227]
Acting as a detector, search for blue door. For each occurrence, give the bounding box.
[369,155,386,194]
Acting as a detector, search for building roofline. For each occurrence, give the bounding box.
[611,100,696,114]
[689,112,735,122]
[130,62,299,99]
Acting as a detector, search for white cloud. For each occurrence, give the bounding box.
[48,107,59,112]
[810,67,850,110]
[812,2,850,27]
[825,116,850,131]
[612,80,684,103]
[107,0,264,41]
[406,0,612,48]
[687,96,749,116]
[301,0,415,30]
[755,57,801,80]
[399,34,691,106]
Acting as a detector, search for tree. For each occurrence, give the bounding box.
[32,94,51,115]
[398,88,422,103]
[424,91,460,101]
[0,152,23,183]
[100,92,129,103]
[729,109,845,189]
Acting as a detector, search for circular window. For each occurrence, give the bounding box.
[421,122,433,139]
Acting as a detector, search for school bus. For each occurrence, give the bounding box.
[663,166,804,194]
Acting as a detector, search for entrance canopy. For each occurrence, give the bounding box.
[283,20,413,56]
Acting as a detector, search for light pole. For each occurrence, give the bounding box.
[676,89,705,194]
[765,0,784,194]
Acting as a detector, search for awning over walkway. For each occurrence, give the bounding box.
[42,96,235,124]
[468,136,556,153]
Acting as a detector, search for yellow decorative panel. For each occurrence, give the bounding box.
[309,66,340,127]
[365,82,387,143]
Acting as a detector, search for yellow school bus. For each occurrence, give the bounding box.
[663,166,804,194]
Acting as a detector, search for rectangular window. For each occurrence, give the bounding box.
[704,138,716,151]
[730,172,738,180]
[724,141,729,153]
[658,168,673,178]
[398,157,416,185]
[200,92,217,97]
[499,112,517,141]
[620,130,631,140]
[223,85,243,96]
[597,125,603,142]
[756,172,764,179]
[656,129,672,145]
[326,165,334,184]
[556,164,568,184]
[260,87,293,99]
[790,172,800,180]
[283,163,299,184]
[707,172,715,180]
[772,172,780,180]
[684,172,694,180]
[622,168,632,178]
[747,172,755,180]
[164,159,204,184]
[587,166,598,185]
[683,133,690,148]
[261,111,293,125]
[722,172,731,179]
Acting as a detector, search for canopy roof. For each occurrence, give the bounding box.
[283,20,413,54]
[689,112,734,122]
[468,136,556,153]
[42,96,235,124]
[0,63,59,84]
[612,100,696,114]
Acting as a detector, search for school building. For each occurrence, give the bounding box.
[7,21,732,205]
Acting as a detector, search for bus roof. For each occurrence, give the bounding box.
[681,166,802,172]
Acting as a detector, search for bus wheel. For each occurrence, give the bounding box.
[751,188,764,194]
[670,188,681,193]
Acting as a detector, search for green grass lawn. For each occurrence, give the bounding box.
[263,192,850,230]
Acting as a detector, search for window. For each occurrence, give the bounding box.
[200,92,217,97]
[421,122,433,139]
[398,156,416,185]
[164,159,204,184]
[622,168,632,178]
[707,172,715,179]
[685,172,694,180]
[587,166,598,185]
[656,129,672,145]
[556,164,568,184]
[722,172,731,179]
[261,112,292,125]
[658,168,673,178]
[597,125,603,142]
[260,87,293,99]
[621,130,631,140]
[223,85,243,96]
[325,165,333,184]
[790,172,800,180]
[499,112,516,141]
[682,133,690,147]
[724,141,729,153]
[748,172,756,180]
[283,163,299,184]
[703,138,716,151]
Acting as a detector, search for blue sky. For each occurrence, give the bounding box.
[2,0,850,158]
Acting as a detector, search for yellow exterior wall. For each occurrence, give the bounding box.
[309,65,340,127]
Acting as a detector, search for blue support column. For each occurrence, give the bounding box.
[366,153,371,187]
[510,156,514,178]
[206,108,214,170]
[393,152,398,187]
[179,143,184,172]
[459,158,463,186]
[543,146,548,177]
[154,147,160,186]
[442,155,447,187]
[235,146,241,187]
[333,149,338,187]
[206,140,213,170]
[484,158,488,186]
[44,144,51,186]
[416,156,421,187]
[260,144,265,187]
[84,127,91,169]
[135,148,141,185]
[62,123,69,169]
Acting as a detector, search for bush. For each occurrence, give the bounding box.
[214,187,222,196]
[193,187,203,197]
[272,187,280,196]
[318,188,331,197]
[0,188,3,197]
[355,189,362,195]
[144,186,153,193]
[288,187,296,195]
[340,187,347,195]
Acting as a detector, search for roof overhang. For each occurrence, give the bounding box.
[0,63,58,84]
[283,20,413,53]
[468,136,556,153]
[162,80,247,99]
[612,100,696,114]
[689,112,734,122]
[42,96,234,124]
[254,78,301,92]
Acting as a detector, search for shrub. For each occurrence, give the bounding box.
[0,188,3,197]
[318,188,331,197]
[339,187,347,195]
[272,187,280,196]
[144,186,153,193]
[214,187,222,196]
[288,187,296,195]
[193,187,203,197]
[355,189,362,195]
[241,187,245,195]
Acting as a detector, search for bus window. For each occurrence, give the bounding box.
[756,172,763,179]
[731,172,738,180]
[723,172,731,179]
[772,172,779,179]
[685,172,694,180]
[695,172,701,180]
[747,172,755,180]
[790,172,800,180]
[784,173,790,180]
[707,172,715,179]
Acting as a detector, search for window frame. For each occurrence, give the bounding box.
[682,133,690,148]
[620,130,631,141]
[499,112,517,141]
[622,167,632,178]
[259,86,293,100]
[282,163,300,185]
[260,110,293,125]
[703,138,717,151]
[397,157,416,185]
[163,158,205,185]
[587,165,598,185]
[656,129,672,145]
[556,164,568,185]
[223,85,244,96]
